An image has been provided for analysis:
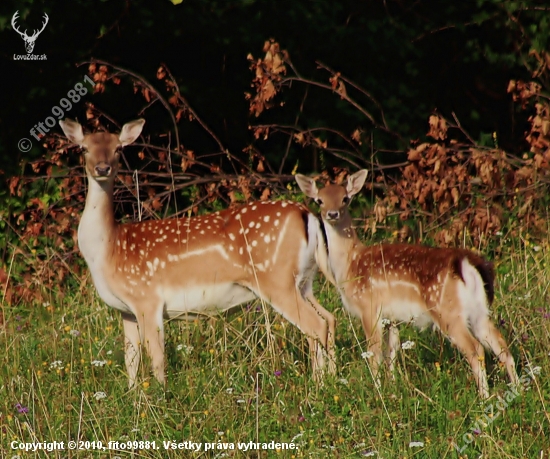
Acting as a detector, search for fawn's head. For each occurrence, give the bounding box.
[295,170,368,224]
[60,119,145,181]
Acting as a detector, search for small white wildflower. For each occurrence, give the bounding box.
[226,387,234,394]
[363,452,376,457]
[409,441,424,447]
[354,442,365,449]
[495,231,503,236]
[42,302,50,308]
[361,351,374,359]
[381,318,391,326]
[49,360,63,370]
[402,341,415,350]
[236,399,246,404]
[107,350,113,355]
[177,344,194,355]
[339,378,349,385]
[91,360,108,367]
[533,245,541,252]
[217,431,225,436]
[69,329,80,337]
[93,391,107,401]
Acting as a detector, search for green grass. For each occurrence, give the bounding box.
[1,236,549,458]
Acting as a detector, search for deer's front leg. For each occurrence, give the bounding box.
[122,313,141,388]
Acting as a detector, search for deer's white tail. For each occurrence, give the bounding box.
[457,257,493,338]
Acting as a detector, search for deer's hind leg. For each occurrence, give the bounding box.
[248,276,334,380]
[471,316,519,387]
[439,279,489,398]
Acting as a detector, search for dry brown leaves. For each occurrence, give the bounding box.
[427,114,448,141]
[329,72,347,99]
[380,109,550,247]
[508,79,550,164]
[88,63,109,93]
[246,39,287,117]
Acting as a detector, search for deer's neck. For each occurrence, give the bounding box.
[78,176,118,265]
[322,212,361,284]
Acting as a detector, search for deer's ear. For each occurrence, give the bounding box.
[346,170,368,197]
[295,174,319,199]
[59,119,85,146]
[119,119,145,146]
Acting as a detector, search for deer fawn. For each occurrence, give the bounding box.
[296,170,519,398]
[60,118,335,387]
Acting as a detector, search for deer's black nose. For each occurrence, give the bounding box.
[326,210,340,220]
[95,164,112,176]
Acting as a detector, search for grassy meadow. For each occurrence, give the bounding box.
[1,227,550,458]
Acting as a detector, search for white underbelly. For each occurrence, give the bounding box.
[341,286,434,329]
[383,299,433,329]
[162,283,257,319]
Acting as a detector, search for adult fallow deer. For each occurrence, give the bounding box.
[60,118,335,387]
[296,170,518,398]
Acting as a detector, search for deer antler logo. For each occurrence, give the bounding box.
[11,11,49,54]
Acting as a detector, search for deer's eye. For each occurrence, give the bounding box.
[315,198,324,206]
[342,196,350,205]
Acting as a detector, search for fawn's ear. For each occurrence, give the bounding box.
[295,174,319,199]
[346,170,368,197]
[119,119,145,146]
[59,119,85,146]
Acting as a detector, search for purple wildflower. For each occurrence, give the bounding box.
[15,403,28,414]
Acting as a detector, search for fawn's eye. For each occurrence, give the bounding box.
[342,196,350,205]
[315,198,324,206]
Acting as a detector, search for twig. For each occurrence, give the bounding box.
[451,112,477,145]
[316,61,392,133]
[279,86,309,174]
